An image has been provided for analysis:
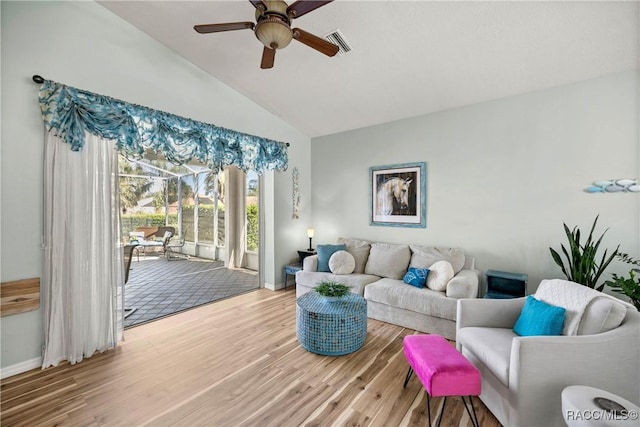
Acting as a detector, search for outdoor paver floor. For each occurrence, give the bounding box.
[124,256,259,328]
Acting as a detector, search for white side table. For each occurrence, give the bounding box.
[562,385,640,426]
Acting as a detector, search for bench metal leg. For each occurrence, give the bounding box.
[403,367,413,388]
[461,395,480,427]
[426,395,478,427]
[402,361,478,427]
[435,396,447,427]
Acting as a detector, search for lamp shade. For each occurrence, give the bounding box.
[255,17,292,50]
[307,228,315,238]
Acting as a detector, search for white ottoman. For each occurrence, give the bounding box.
[562,385,640,427]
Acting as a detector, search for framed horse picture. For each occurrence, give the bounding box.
[369,162,426,228]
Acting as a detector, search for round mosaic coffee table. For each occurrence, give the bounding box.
[296,292,367,356]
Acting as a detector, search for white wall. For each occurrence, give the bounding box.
[0,1,311,371]
[311,70,640,292]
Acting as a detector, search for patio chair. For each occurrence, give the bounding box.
[130,226,175,260]
[134,226,158,239]
[123,243,138,318]
[123,243,137,284]
[155,226,175,240]
[165,233,187,261]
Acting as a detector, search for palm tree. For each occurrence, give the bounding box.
[153,176,194,210]
[118,157,153,211]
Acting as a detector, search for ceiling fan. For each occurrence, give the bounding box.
[194,0,339,69]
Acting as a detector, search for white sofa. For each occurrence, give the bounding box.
[456,279,640,427]
[295,238,481,340]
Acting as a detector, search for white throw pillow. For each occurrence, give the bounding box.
[329,250,356,275]
[426,260,455,291]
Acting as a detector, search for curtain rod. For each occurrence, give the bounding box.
[31,75,291,147]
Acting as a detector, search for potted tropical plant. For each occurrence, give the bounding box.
[549,215,619,291]
[314,281,350,302]
[604,252,640,310]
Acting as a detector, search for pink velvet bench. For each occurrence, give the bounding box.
[403,334,481,427]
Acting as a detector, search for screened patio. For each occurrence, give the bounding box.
[120,154,225,261]
[124,257,258,328]
[120,154,261,328]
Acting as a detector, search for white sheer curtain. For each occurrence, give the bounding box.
[42,132,124,368]
[224,166,246,269]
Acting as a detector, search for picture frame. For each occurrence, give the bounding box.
[370,162,426,228]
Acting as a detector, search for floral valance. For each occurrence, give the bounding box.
[38,80,288,174]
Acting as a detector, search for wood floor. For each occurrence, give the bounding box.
[0,289,501,427]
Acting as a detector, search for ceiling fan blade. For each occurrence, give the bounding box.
[261,46,275,69]
[249,0,266,10]
[194,22,255,34]
[287,1,333,19]
[292,28,339,57]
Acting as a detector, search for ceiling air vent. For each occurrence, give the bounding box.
[324,29,352,56]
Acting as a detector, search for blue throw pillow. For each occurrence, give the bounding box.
[403,267,430,288]
[317,244,347,272]
[513,295,566,336]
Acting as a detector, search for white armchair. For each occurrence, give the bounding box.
[456,280,640,427]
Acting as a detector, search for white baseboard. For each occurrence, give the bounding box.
[264,282,290,291]
[1,357,41,379]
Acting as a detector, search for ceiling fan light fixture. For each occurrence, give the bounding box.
[255,17,293,49]
[195,0,337,68]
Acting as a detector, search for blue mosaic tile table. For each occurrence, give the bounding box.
[296,292,367,356]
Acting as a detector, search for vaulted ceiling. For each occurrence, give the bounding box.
[99,1,639,138]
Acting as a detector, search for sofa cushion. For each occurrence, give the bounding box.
[364,278,457,321]
[410,246,466,274]
[329,250,355,275]
[457,326,515,386]
[513,296,566,336]
[364,243,411,280]
[316,244,347,272]
[403,267,429,288]
[426,261,454,292]
[577,297,627,335]
[337,237,371,274]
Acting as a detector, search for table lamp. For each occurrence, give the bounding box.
[307,227,315,251]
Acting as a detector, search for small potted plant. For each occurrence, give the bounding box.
[604,252,640,310]
[314,281,351,302]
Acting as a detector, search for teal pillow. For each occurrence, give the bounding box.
[513,295,566,336]
[317,244,347,272]
[403,267,430,288]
